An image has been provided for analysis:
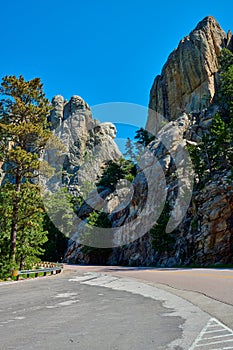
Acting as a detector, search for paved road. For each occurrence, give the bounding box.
[0,267,233,350]
[66,265,233,329]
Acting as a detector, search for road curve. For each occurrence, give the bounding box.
[64,265,233,329]
[1,266,233,349]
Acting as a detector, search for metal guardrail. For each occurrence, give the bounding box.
[12,262,63,280]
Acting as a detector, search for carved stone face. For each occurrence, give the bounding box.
[52,95,64,109]
[100,122,117,139]
[51,95,64,128]
[70,95,85,113]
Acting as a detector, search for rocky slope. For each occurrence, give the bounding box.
[147,16,233,134]
[109,17,233,267]
[106,16,233,267]
[108,125,233,267]
[64,16,233,267]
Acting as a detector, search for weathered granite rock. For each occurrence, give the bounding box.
[183,171,233,265]
[147,16,231,134]
[45,95,123,262]
[64,17,233,267]
[64,106,233,267]
[47,95,121,190]
[50,95,65,129]
[107,114,192,266]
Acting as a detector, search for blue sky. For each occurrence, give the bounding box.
[1,0,233,132]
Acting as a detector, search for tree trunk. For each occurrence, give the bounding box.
[19,254,24,270]
[9,171,21,263]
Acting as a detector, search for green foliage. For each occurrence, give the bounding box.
[0,183,48,275]
[0,76,54,180]
[97,157,136,190]
[188,116,232,186]
[188,49,233,186]
[211,113,232,165]
[124,138,136,161]
[0,185,13,279]
[44,188,74,234]
[187,143,207,185]
[124,128,155,162]
[81,210,112,264]
[42,215,69,262]
[79,180,95,200]
[134,127,155,147]
[219,48,233,71]
[150,202,176,253]
[0,75,55,275]
[219,49,233,116]
[41,188,71,262]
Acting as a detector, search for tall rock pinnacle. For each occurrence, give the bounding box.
[147,16,232,133]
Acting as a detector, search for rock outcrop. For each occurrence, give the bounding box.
[65,114,193,264]
[64,16,233,267]
[106,16,233,267]
[182,171,233,265]
[46,95,121,192]
[105,109,233,267]
[147,16,232,134]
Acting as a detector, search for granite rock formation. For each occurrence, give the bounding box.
[108,17,233,267]
[106,113,233,267]
[147,16,232,134]
[46,95,121,192]
[64,16,233,267]
[108,16,233,267]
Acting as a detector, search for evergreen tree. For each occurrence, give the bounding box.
[0,75,53,264]
[134,127,155,147]
[0,182,48,275]
[98,157,136,190]
[219,48,233,117]
[211,113,232,167]
[124,138,136,161]
[189,49,233,185]
[14,183,48,269]
[81,210,112,264]
[0,185,13,278]
[42,188,72,262]
[150,202,175,253]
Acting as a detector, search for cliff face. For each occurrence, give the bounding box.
[64,16,233,267]
[147,16,232,134]
[108,115,233,267]
[106,16,233,267]
[47,95,121,192]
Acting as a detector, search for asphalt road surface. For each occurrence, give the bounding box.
[0,266,233,350]
[67,265,233,329]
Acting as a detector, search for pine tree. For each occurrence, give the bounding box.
[124,138,136,161]
[81,210,112,264]
[134,127,155,146]
[149,202,175,253]
[97,157,136,190]
[188,49,233,185]
[0,182,48,275]
[42,188,72,262]
[12,183,48,270]
[0,75,53,264]
[219,49,233,117]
